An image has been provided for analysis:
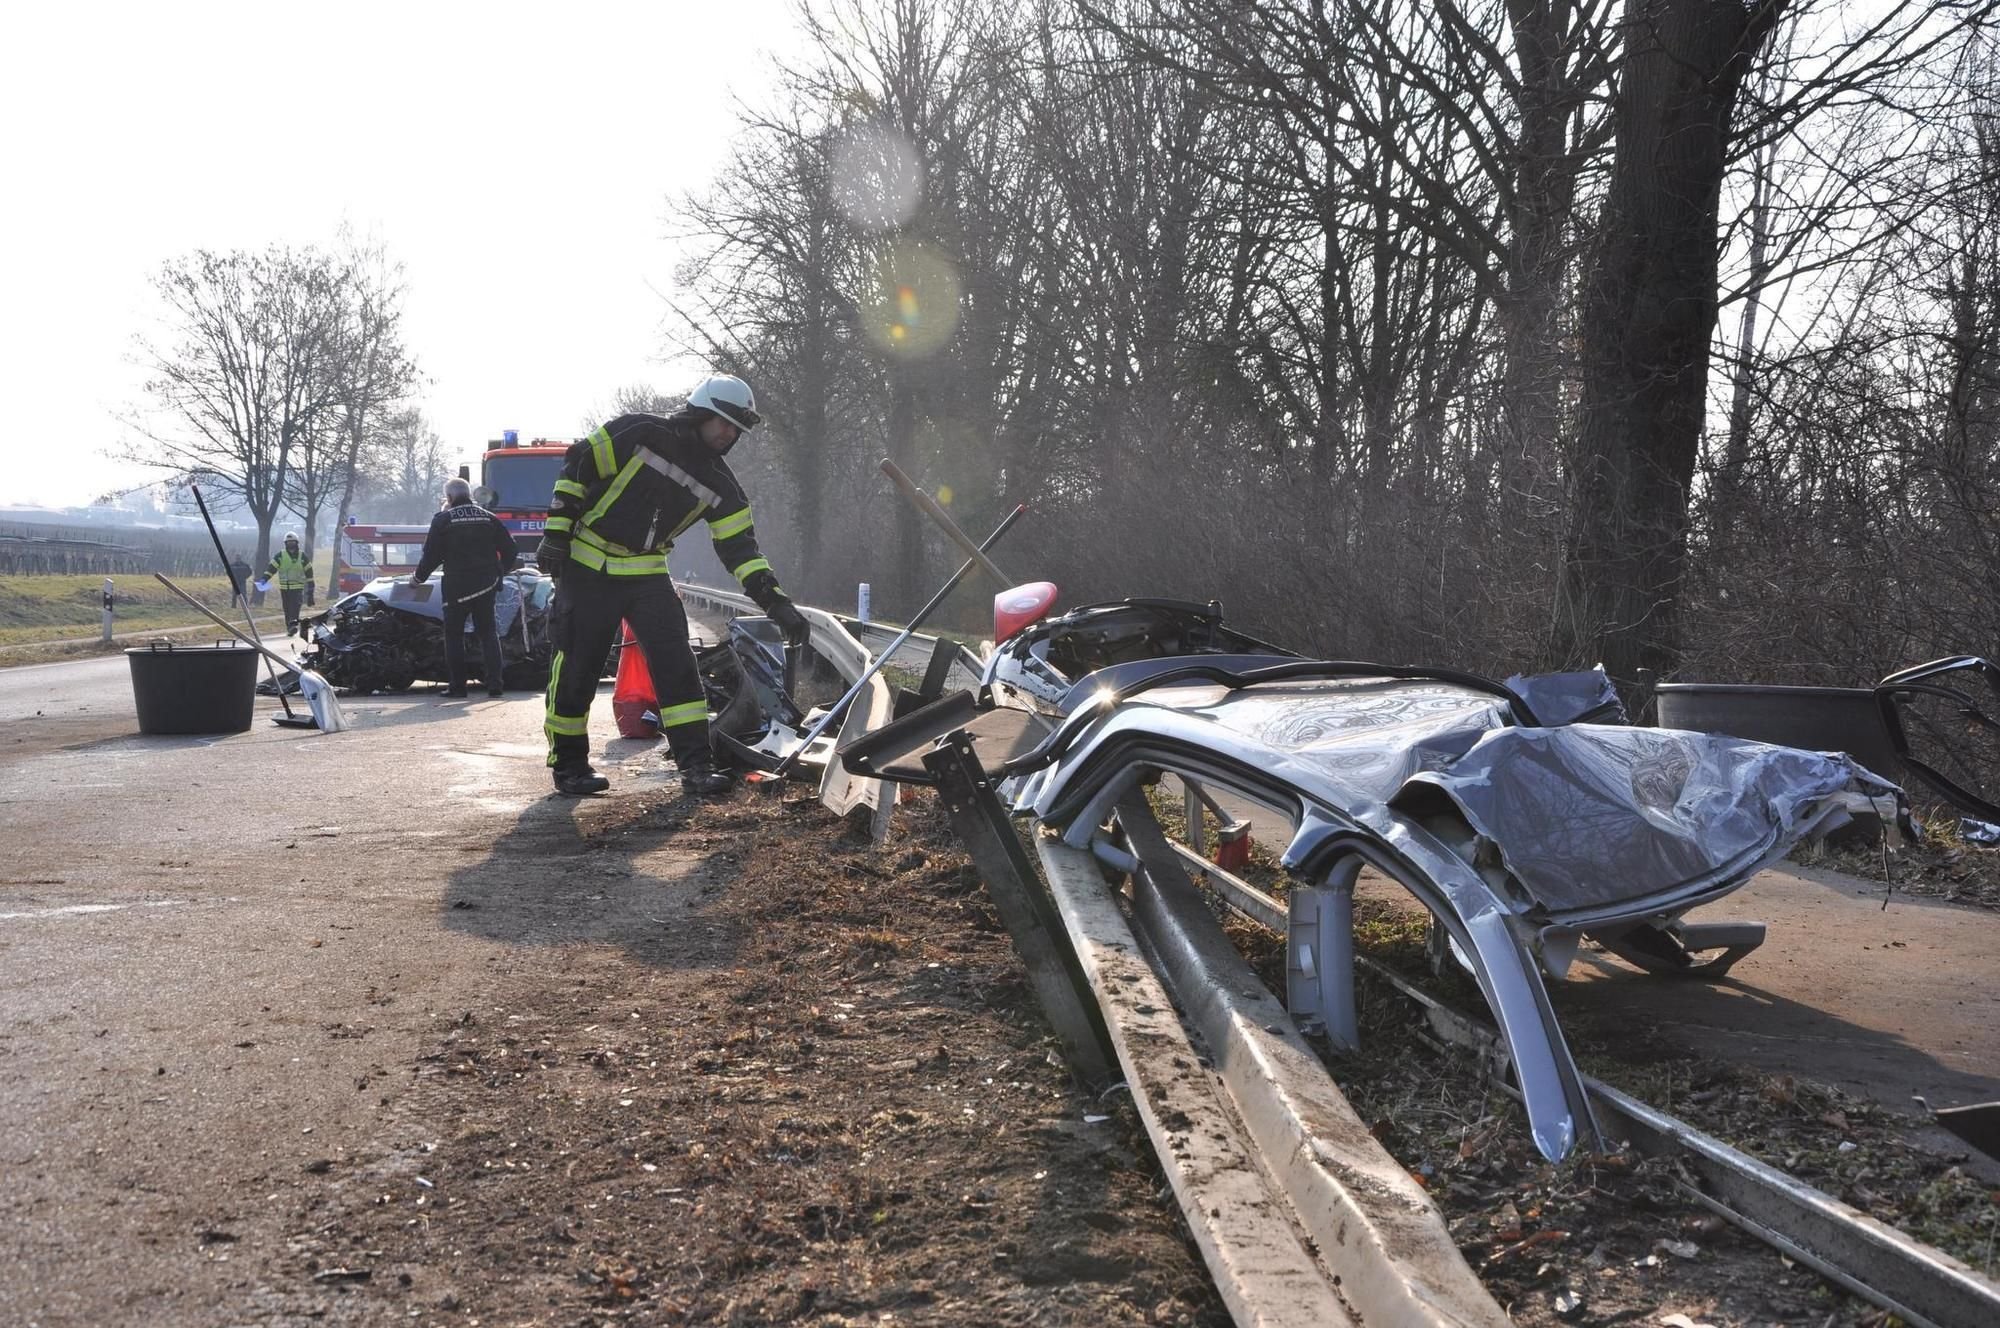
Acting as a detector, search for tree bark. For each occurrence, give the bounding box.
[1556,0,1785,691]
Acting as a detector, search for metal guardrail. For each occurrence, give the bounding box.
[1164,842,2000,1328]
[1038,834,1374,1327]
[673,580,893,836]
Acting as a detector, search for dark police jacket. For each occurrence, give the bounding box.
[413,501,519,600]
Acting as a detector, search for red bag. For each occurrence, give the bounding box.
[611,626,659,738]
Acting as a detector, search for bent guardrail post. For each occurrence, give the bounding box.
[921,731,1114,1088]
[1108,796,1513,1327]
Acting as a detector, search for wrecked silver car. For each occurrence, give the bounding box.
[1040,668,1899,1158]
[845,597,1903,1161]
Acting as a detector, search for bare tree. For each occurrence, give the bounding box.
[582,384,688,429]
[365,408,454,524]
[319,235,420,598]
[128,246,355,566]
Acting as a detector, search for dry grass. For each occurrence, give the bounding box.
[0,573,270,663]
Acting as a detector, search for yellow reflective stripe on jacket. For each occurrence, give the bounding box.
[582,455,645,527]
[588,427,616,479]
[567,542,670,575]
[659,700,707,728]
[707,505,752,540]
[552,478,586,499]
[730,556,772,582]
[667,508,703,543]
[573,525,637,558]
[544,515,574,533]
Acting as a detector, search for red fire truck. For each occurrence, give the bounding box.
[335,523,429,594]
[466,430,573,562]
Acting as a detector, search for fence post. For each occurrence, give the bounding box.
[102,578,115,644]
[857,582,872,624]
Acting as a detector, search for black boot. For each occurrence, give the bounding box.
[678,748,733,798]
[553,766,610,796]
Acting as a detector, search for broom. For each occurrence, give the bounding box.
[187,483,318,729]
[154,573,350,733]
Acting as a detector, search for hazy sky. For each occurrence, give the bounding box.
[0,1,798,509]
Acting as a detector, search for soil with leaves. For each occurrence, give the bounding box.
[266,791,1228,1327]
[1809,805,2000,910]
[1228,896,2000,1328]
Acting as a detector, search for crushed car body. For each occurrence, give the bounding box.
[296,572,555,693]
[842,598,1904,1161]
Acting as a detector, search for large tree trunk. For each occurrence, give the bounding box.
[1556,0,1785,693]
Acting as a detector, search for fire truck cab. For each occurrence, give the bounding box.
[467,429,573,563]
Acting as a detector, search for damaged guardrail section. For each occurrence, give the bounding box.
[1038,826,1509,1327]
[829,610,1996,1325]
[676,578,894,835]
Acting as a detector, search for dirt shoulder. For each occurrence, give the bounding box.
[261,792,1225,1327]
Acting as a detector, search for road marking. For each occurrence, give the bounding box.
[0,900,190,921]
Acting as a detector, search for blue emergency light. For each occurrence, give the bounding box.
[503,429,519,446]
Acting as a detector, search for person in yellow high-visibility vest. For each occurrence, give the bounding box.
[263,532,315,633]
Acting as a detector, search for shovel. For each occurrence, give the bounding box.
[153,573,350,733]
[187,483,317,729]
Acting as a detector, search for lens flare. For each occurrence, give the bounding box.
[862,242,961,359]
[831,122,923,232]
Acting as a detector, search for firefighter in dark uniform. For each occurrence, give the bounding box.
[536,374,809,797]
[410,477,520,698]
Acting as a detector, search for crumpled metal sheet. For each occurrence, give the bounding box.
[1010,663,1904,1162]
[1504,667,1626,726]
[299,573,554,692]
[1026,669,1890,914]
[1400,724,1897,913]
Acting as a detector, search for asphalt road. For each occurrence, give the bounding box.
[0,620,739,1325]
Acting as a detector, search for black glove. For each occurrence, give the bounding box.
[538,539,569,582]
[769,596,809,647]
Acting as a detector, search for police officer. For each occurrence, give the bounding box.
[410,477,520,698]
[264,533,314,633]
[536,374,808,797]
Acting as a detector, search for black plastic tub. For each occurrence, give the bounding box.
[127,640,259,735]
[1654,682,1901,779]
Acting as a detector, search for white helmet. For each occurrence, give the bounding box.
[687,374,761,434]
